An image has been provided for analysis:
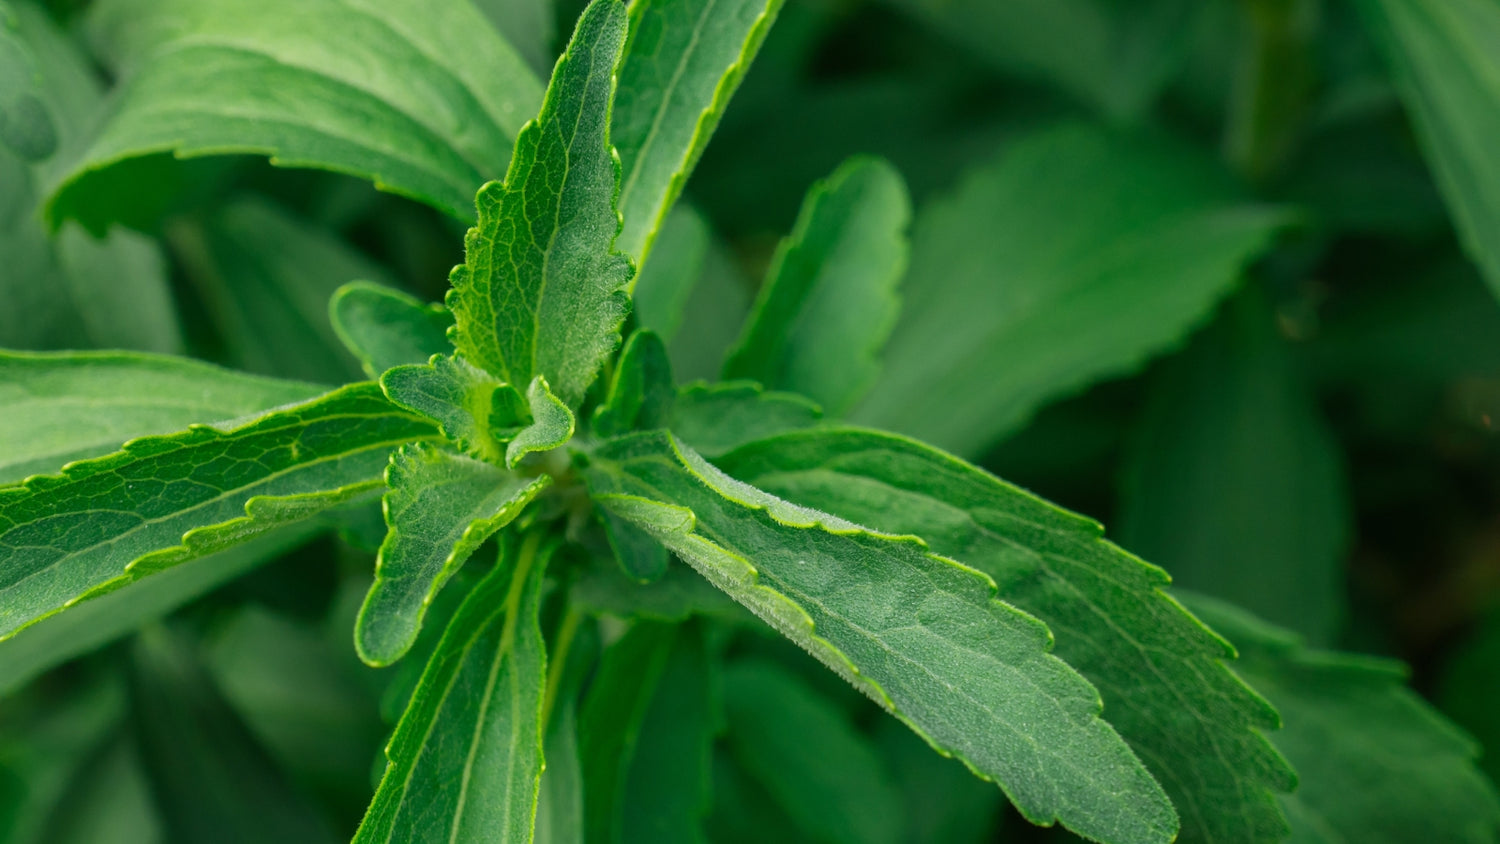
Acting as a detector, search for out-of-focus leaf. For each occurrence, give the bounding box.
[632,205,710,347]
[534,614,598,844]
[663,222,753,384]
[0,4,57,162]
[594,331,675,440]
[37,736,162,844]
[1440,607,1500,788]
[873,718,1000,844]
[330,282,453,380]
[474,0,555,76]
[669,381,821,458]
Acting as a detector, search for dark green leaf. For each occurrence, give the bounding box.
[36,735,162,844]
[330,281,454,379]
[535,613,598,844]
[1440,607,1500,788]
[593,330,675,439]
[669,381,821,458]
[473,0,556,76]
[598,505,671,583]
[873,717,1001,844]
[570,555,741,623]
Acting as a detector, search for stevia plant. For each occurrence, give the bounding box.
[2,0,1500,842]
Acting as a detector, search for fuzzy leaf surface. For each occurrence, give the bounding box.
[506,376,576,468]
[447,0,632,408]
[580,431,1177,844]
[331,281,454,379]
[380,356,526,465]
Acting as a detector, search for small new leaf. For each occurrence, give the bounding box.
[593,330,675,439]
[506,376,576,468]
[380,356,527,465]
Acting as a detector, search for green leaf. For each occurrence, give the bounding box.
[598,503,671,583]
[356,532,552,844]
[330,281,454,379]
[571,555,741,623]
[506,376,576,468]
[717,427,1297,844]
[0,350,321,486]
[0,4,57,162]
[381,355,527,465]
[873,717,1001,844]
[1119,292,1351,643]
[50,224,183,355]
[355,443,551,666]
[1185,593,1500,842]
[632,205,710,345]
[1441,606,1500,788]
[579,431,1177,844]
[0,382,439,641]
[594,330,675,439]
[535,613,598,844]
[35,734,162,844]
[723,157,910,414]
[1353,0,1500,301]
[473,0,556,76]
[50,0,543,229]
[613,0,784,266]
[447,0,633,408]
[723,658,902,844]
[852,124,1290,457]
[669,381,821,458]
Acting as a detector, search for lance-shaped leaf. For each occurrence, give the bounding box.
[670,381,821,458]
[594,330,675,439]
[718,428,1297,843]
[50,0,542,229]
[381,356,527,465]
[355,444,551,667]
[613,0,785,266]
[447,0,633,408]
[0,350,321,486]
[0,383,439,640]
[723,157,910,414]
[579,431,1177,844]
[330,281,454,379]
[356,533,552,844]
[1184,593,1500,842]
[1353,0,1500,301]
[506,376,576,468]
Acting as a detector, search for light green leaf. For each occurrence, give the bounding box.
[613,0,784,266]
[447,0,633,408]
[355,443,551,666]
[330,281,454,379]
[0,382,439,641]
[1119,292,1351,643]
[51,0,543,228]
[0,4,57,162]
[356,533,552,844]
[473,0,555,76]
[594,330,675,439]
[666,221,754,383]
[723,658,902,844]
[380,355,528,465]
[718,427,1297,843]
[852,123,1290,456]
[0,350,321,486]
[632,204,710,345]
[669,381,821,458]
[52,224,182,355]
[1354,0,1500,301]
[507,376,576,468]
[723,157,909,414]
[580,431,1177,844]
[1185,593,1500,843]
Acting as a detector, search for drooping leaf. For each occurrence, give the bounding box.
[447,0,633,408]
[1119,292,1352,643]
[1353,0,1500,301]
[51,0,543,229]
[852,123,1290,456]
[723,157,909,414]
[718,427,1296,843]
[0,382,439,640]
[613,0,784,265]
[355,443,550,666]
[0,350,321,486]
[669,381,821,458]
[381,355,528,465]
[723,658,902,844]
[506,376,576,468]
[356,533,552,844]
[580,431,1178,844]
[594,330,675,439]
[330,281,454,379]
[1185,593,1500,843]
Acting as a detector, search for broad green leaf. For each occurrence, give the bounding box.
[356,443,550,666]
[381,355,527,465]
[51,0,543,229]
[613,0,784,266]
[723,658,902,844]
[447,0,632,408]
[580,431,1177,844]
[852,124,1290,457]
[718,428,1296,843]
[356,533,552,844]
[1353,0,1500,301]
[874,717,1001,844]
[593,331,675,439]
[330,281,454,379]
[670,381,821,458]
[632,205,710,345]
[506,376,576,468]
[0,382,439,640]
[1119,293,1351,643]
[1185,593,1500,842]
[723,157,909,414]
[0,350,321,486]
[0,4,56,162]
[128,625,335,844]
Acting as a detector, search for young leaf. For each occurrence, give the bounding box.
[1119,292,1351,643]
[613,0,785,265]
[356,533,552,844]
[0,383,439,640]
[1185,593,1500,842]
[447,0,633,409]
[852,124,1291,456]
[669,381,822,458]
[50,0,543,229]
[380,356,528,465]
[716,427,1298,844]
[1354,0,1500,301]
[723,157,910,415]
[506,376,576,468]
[579,431,1178,844]
[0,350,320,485]
[594,330,676,439]
[330,281,454,379]
[355,444,551,667]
